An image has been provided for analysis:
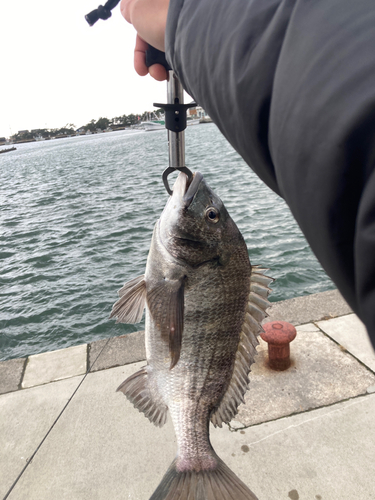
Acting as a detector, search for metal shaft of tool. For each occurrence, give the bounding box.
[167,70,185,170]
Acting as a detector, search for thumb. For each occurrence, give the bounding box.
[120,0,169,52]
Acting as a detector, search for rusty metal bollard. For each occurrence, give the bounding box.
[260,321,297,371]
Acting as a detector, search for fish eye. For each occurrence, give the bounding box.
[205,207,220,223]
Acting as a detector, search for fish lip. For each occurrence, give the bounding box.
[183,172,203,208]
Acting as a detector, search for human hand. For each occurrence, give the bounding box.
[120,0,170,81]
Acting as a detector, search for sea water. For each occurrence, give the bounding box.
[0,126,334,360]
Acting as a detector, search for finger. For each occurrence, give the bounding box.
[134,35,168,81]
[134,34,149,76]
[149,64,168,81]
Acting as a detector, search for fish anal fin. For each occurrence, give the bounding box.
[150,456,258,500]
[110,274,146,324]
[117,367,167,427]
[147,277,185,369]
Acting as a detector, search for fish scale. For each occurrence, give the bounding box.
[111,171,273,499]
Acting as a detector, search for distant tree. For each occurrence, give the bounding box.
[96,117,110,130]
[12,130,34,141]
[127,114,138,125]
[116,115,126,126]
[85,119,96,132]
[112,116,124,126]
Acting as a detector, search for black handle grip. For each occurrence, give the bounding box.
[85,1,120,26]
[145,45,171,71]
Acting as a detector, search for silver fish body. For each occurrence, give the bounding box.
[111,172,273,499]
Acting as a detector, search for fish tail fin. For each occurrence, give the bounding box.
[149,456,258,500]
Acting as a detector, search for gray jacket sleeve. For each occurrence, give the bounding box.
[165,0,375,346]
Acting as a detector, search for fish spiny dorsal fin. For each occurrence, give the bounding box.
[211,266,274,428]
[110,274,146,324]
[117,367,168,427]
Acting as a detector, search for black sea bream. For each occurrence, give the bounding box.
[111,172,272,499]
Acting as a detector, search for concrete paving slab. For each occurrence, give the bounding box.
[88,330,146,372]
[6,361,375,500]
[266,289,352,326]
[0,376,84,499]
[316,313,375,372]
[0,358,26,395]
[22,344,87,389]
[7,363,177,500]
[234,323,375,427]
[210,394,375,500]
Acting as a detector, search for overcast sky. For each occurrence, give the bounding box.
[0,0,184,137]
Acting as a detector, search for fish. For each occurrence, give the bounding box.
[110,171,273,500]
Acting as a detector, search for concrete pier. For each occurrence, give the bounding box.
[1,289,375,499]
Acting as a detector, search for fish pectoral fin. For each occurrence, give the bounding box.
[147,277,185,370]
[110,274,146,324]
[117,367,168,427]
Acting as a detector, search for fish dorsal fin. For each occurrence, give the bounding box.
[211,266,273,428]
[147,277,185,370]
[110,274,146,324]
[117,367,168,427]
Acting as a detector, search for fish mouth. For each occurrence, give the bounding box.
[183,172,203,208]
[173,235,205,248]
[172,171,203,208]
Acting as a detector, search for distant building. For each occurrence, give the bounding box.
[0,137,6,145]
[17,130,29,136]
[187,106,208,118]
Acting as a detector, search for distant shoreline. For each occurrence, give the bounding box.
[6,127,129,145]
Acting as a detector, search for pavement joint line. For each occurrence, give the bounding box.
[2,335,115,500]
[312,320,375,375]
[86,342,91,375]
[88,336,114,373]
[233,394,371,447]
[18,357,28,391]
[229,391,372,432]
[3,373,87,500]
[311,311,354,322]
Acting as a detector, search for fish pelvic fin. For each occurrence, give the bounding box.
[211,266,274,428]
[117,367,168,427]
[150,455,259,500]
[110,274,146,324]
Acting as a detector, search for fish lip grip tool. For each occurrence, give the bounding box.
[85,5,196,196]
[146,46,197,195]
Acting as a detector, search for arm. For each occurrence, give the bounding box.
[122,0,375,347]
